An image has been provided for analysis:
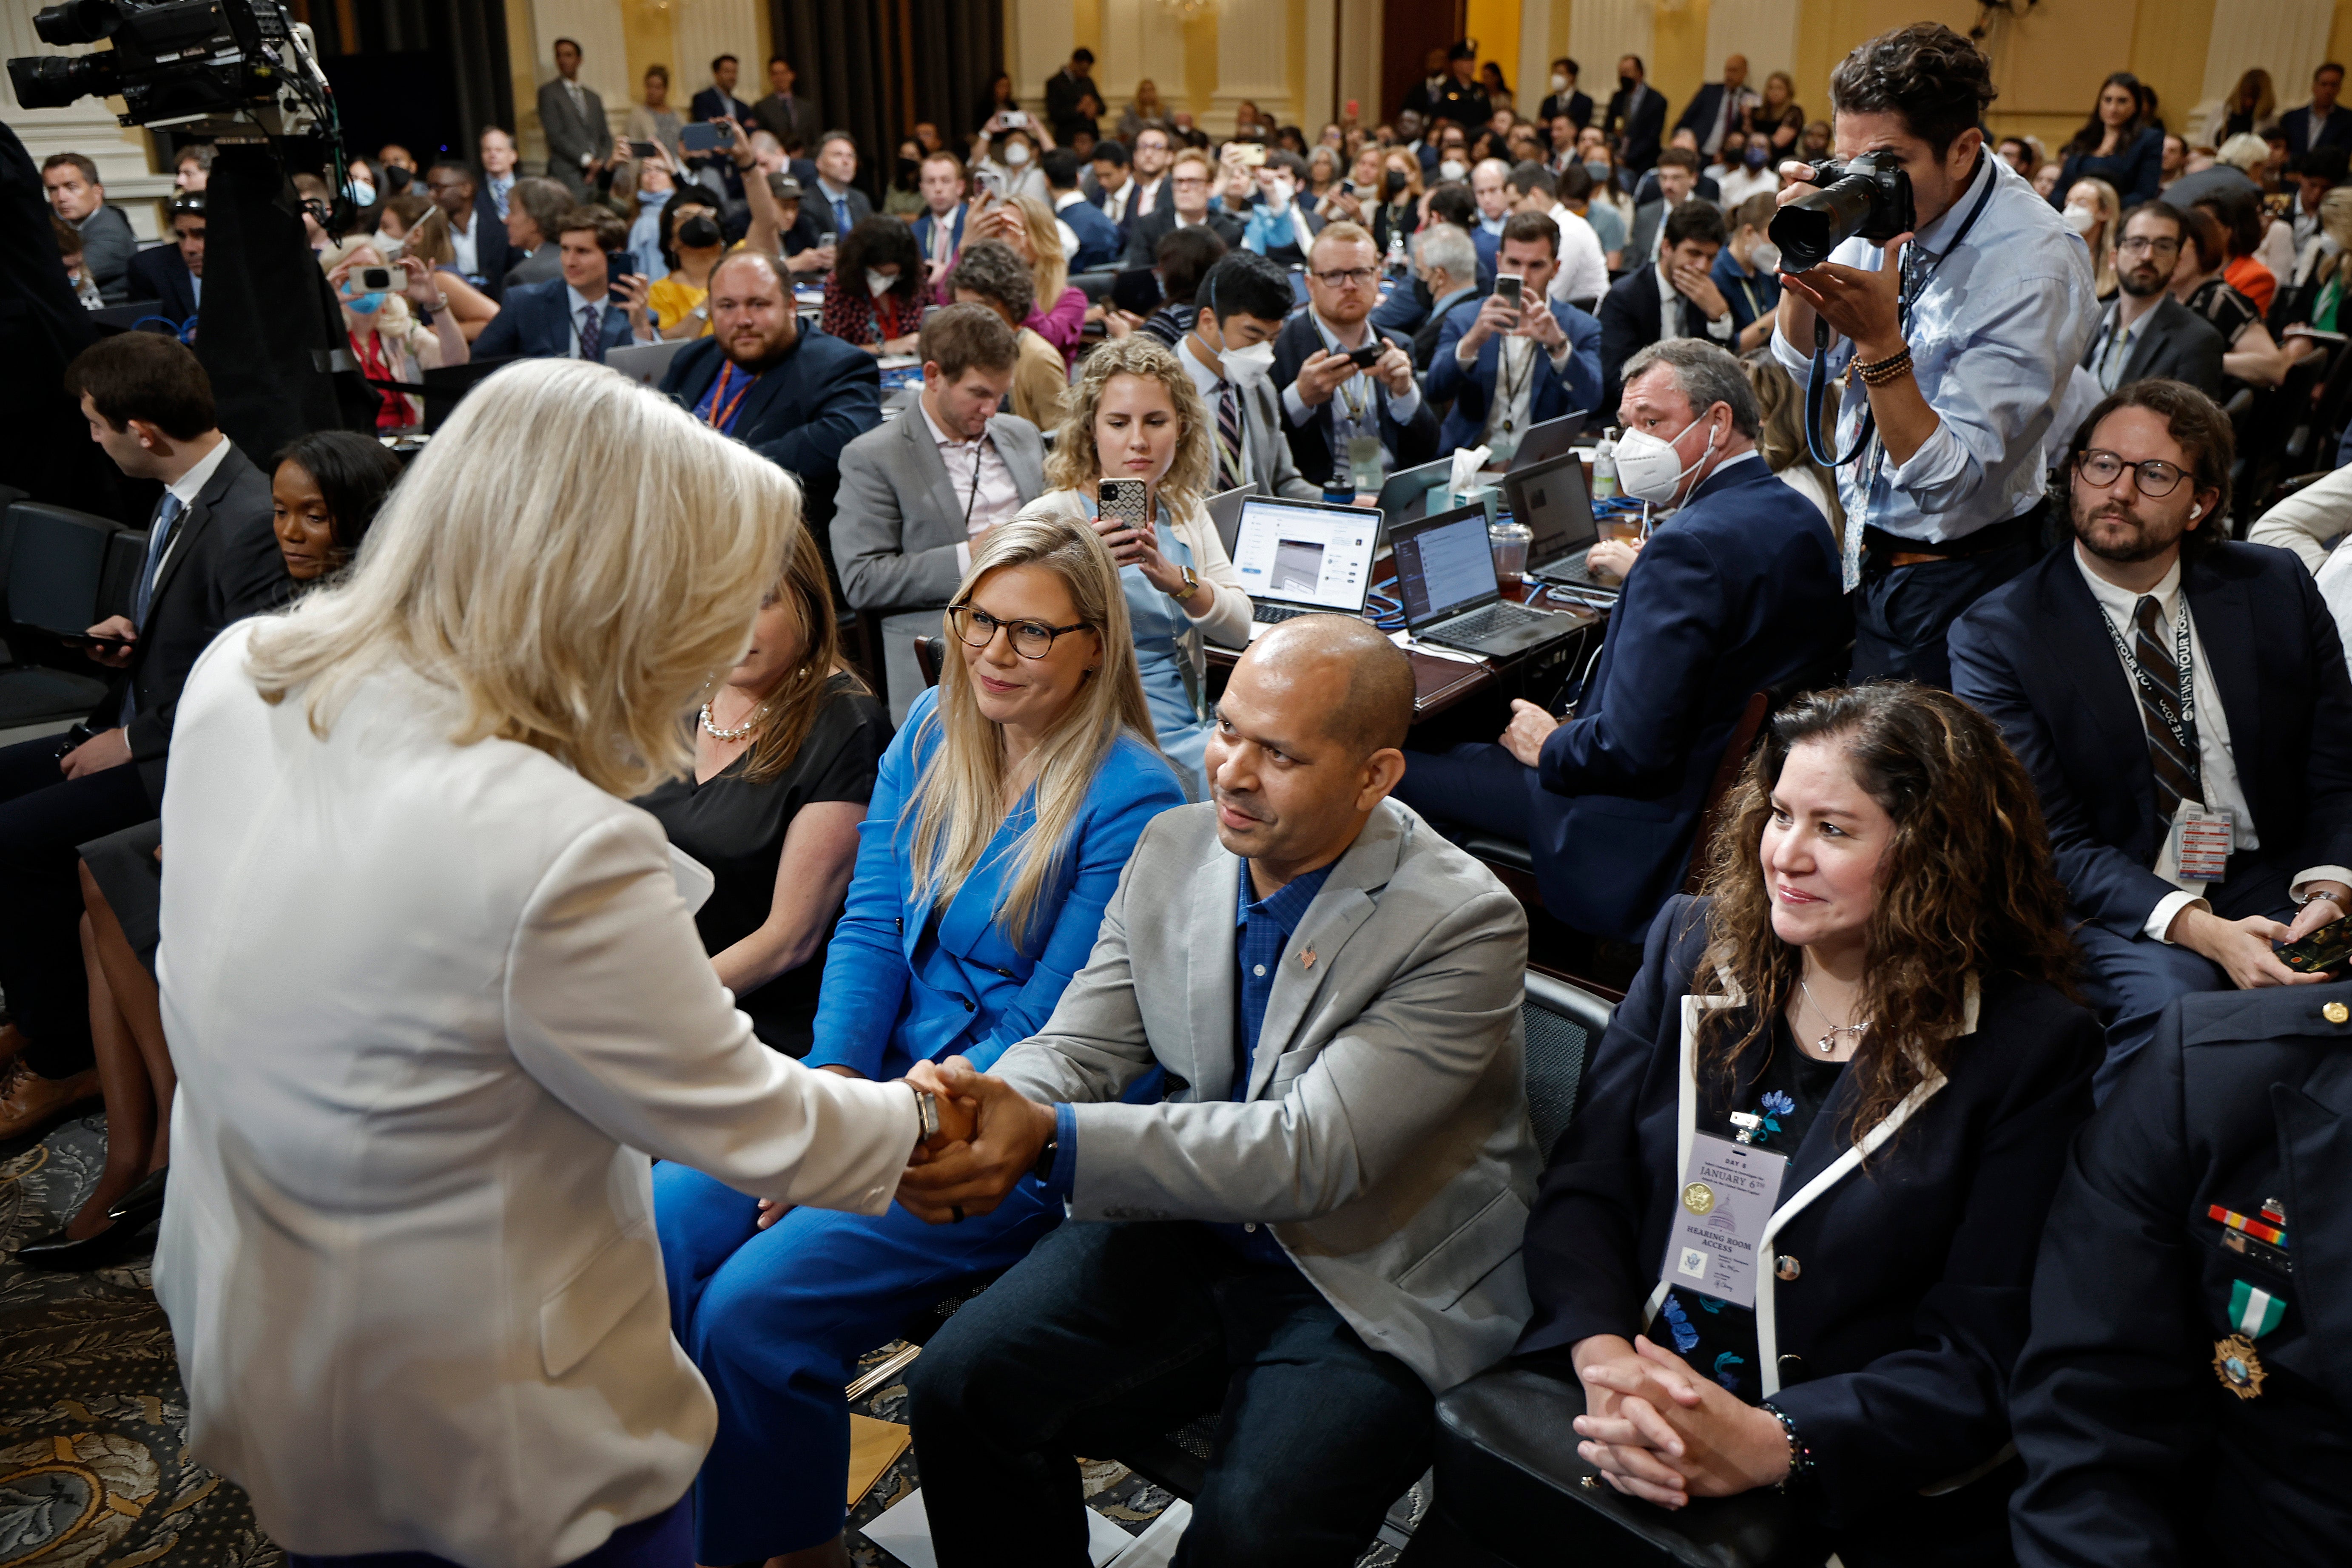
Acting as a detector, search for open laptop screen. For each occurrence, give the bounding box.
[1507,452,1598,562]
[1229,499,1379,611]
[1391,504,1499,626]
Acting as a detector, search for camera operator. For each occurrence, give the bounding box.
[1772,23,2097,687]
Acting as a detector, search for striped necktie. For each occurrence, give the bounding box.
[578,304,603,362]
[131,492,183,631]
[1213,379,1244,492]
[2132,594,2199,819]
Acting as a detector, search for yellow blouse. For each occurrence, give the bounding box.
[647,273,712,336]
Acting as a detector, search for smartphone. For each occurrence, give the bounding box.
[2279,916,2352,973]
[1098,479,1151,550]
[628,139,660,160]
[1001,109,1031,130]
[604,250,634,305]
[680,122,726,154]
[358,263,409,293]
[975,166,1005,200]
[59,631,135,650]
[1239,143,1268,167]
[1494,274,1524,311]
[1346,342,1385,369]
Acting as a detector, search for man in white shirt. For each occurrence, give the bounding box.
[834,304,1049,719]
[1951,381,2352,1094]
[1128,127,1173,219]
[1505,163,1607,309]
[1088,141,1135,225]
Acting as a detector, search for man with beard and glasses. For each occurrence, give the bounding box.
[1951,380,2352,1095]
[657,250,880,577]
[2081,202,2226,399]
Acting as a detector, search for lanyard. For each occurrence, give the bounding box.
[953,432,996,530]
[2096,594,2202,792]
[703,360,756,431]
[1315,315,1374,426]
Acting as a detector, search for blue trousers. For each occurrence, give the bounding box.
[2073,892,2298,1101]
[1854,535,2038,690]
[652,1162,1063,1561]
[906,1219,1435,1568]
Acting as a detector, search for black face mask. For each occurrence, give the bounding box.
[1620,74,1636,94]
[897,156,919,179]
[677,213,722,249]
[1384,168,1408,198]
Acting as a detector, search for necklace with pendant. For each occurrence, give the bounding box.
[1797,977,1871,1057]
[700,697,761,741]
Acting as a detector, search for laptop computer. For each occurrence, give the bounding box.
[1391,503,1577,659]
[606,338,689,388]
[1507,411,1590,472]
[1222,497,1382,643]
[1374,454,1456,526]
[1507,451,1619,595]
[1206,483,1258,557]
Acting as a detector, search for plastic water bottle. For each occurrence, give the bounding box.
[1386,225,1407,277]
[1590,433,1619,502]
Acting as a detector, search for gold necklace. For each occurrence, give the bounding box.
[1797,977,1871,1057]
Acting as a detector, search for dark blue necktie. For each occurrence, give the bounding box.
[578,304,603,362]
[832,195,851,235]
[131,492,183,630]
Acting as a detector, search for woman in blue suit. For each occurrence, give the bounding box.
[654,514,1183,1568]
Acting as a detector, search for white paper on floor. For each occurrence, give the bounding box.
[1102,1499,1192,1567]
[861,1486,1138,1568]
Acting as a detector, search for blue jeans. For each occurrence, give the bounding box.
[906,1219,1434,1568]
[652,1162,1063,1561]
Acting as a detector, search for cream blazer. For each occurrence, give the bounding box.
[153,622,921,1566]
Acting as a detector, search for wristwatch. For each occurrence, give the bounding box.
[1163,564,1200,603]
[1031,1133,1060,1183]
[913,1088,941,1146]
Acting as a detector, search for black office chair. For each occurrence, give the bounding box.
[0,502,125,729]
[912,634,943,688]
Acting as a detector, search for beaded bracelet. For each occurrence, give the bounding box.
[1760,1400,1814,1489]
[1854,345,1914,386]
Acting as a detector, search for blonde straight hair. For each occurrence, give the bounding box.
[1044,334,1216,516]
[904,514,1163,950]
[1006,193,1070,312]
[245,357,798,798]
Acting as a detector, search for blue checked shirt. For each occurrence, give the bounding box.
[1771,151,2099,585]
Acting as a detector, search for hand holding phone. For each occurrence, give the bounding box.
[2278,915,2352,973]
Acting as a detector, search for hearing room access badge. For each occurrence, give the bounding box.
[1663,1134,1788,1309]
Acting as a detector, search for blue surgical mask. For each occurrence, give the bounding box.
[1745,142,1770,169]
[348,179,376,207]
[344,288,386,315]
[1584,159,1613,182]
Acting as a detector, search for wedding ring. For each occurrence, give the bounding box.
[951,1205,966,1224]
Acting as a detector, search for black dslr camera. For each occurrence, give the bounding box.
[1768,151,1916,272]
[9,0,333,140]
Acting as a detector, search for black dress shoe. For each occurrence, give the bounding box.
[107,1167,167,1223]
[14,1215,153,1271]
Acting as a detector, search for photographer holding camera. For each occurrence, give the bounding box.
[1771,23,2097,687]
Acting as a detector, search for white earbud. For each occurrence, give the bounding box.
[2190,504,2202,518]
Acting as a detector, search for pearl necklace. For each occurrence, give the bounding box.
[700,699,761,741]
[1797,977,1871,1057]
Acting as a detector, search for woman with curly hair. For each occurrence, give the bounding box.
[820,214,927,355]
[1008,334,1252,793]
[1510,683,2100,1565]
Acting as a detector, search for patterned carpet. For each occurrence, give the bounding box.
[0,1113,1415,1568]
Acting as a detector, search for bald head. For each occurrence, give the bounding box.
[1248,614,1415,757]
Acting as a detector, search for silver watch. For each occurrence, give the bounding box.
[913,1088,941,1145]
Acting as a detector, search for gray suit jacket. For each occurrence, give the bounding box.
[537,76,608,196]
[993,799,1540,1392]
[1231,372,1321,502]
[833,409,1049,612]
[2079,294,2227,402]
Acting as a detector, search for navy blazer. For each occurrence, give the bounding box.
[1598,262,1734,417]
[1603,84,1669,173]
[125,244,198,325]
[2010,981,2352,1566]
[2054,127,2165,209]
[1424,295,1603,456]
[1267,310,1441,489]
[1673,82,1744,149]
[466,186,515,301]
[1530,457,1849,940]
[2282,103,2352,158]
[658,330,881,537]
[1058,196,1124,272]
[802,687,1184,1082]
[688,86,753,126]
[1523,893,2101,1557]
[1949,542,2352,938]
[911,204,967,264]
[471,278,636,363]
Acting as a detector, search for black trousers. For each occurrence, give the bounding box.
[0,735,154,1077]
[1852,534,2039,689]
[906,1219,1435,1568]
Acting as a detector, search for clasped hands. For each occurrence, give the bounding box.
[896,1056,1056,1224]
[1568,1333,1792,1510]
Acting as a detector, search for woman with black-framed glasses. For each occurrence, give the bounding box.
[652,514,1183,1567]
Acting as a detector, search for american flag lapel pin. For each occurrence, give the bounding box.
[1300,947,1317,969]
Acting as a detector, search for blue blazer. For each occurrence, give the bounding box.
[1528,457,1849,941]
[471,278,634,362]
[125,244,198,326]
[1950,541,2352,938]
[2282,103,2352,158]
[804,688,1184,1082]
[1424,295,1603,454]
[657,330,881,532]
[2054,126,2165,208]
[1524,895,2100,1555]
[1059,197,1124,272]
[467,185,516,301]
[911,204,967,263]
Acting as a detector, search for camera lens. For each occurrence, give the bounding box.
[6,50,113,110]
[32,0,122,47]
[1768,172,1881,272]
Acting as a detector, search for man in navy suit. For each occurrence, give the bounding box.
[1425,211,1601,457]
[690,54,754,127]
[1601,54,1669,174]
[658,250,881,579]
[2281,62,2352,157]
[1598,199,1735,415]
[424,162,512,302]
[1951,380,2352,1095]
[1042,149,1123,272]
[1673,54,1756,160]
[1393,339,1851,942]
[125,194,204,326]
[910,151,969,290]
[472,209,651,363]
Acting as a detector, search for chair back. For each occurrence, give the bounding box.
[6,503,121,635]
[1680,690,1769,895]
[913,634,943,688]
[1523,970,1613,1159]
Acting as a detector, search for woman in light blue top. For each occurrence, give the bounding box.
[654,514,1183,1568]
[1015,334,1253,797]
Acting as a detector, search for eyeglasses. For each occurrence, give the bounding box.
[2116,236,2179,256]
[947,602,1095,659]
[1311,266,1377,287]
[1171,175,1210,189]
[2075,449,2187,497]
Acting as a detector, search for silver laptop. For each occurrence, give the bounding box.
[1222,496,1382,645]
[1391,503,1575,659]
[606,338,689,388]
[1206,483,1257,557]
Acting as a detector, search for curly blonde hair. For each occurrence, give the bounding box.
[1042,335,1215,514]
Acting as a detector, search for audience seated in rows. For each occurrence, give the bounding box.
[1599,197,1734,415]
[1013,335,1254,795]
[1394,339,1849,943]
[1427,210,1602,459]
[1272,222,1439,491]
[902,616,1538,1566]
[1123,147,1245,268]
[1951,381,2352,1097]
[473,206,651,362]
[656,514,1183,1567]
[836,304,1049,720]
[1175,250,1317,500]
[946,240,1070,433]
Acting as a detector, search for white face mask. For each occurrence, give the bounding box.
[1615,417,1718,505]
[1749,240,1781,274]
[1550,73,1570,94]
[2063,202,2099,235]
[867,268,896,298]
[1267,176,1296,209]
[1004,141,1032,167]
[1222,339,1276,379]
[1439,158,1468,182]
[374,232,406,258]
[348,180,376,207]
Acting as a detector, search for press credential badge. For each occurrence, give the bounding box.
[1663,1133,1789,1309]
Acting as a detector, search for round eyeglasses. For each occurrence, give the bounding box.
[2075,449,2187,497]
[947,602,1095,659]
